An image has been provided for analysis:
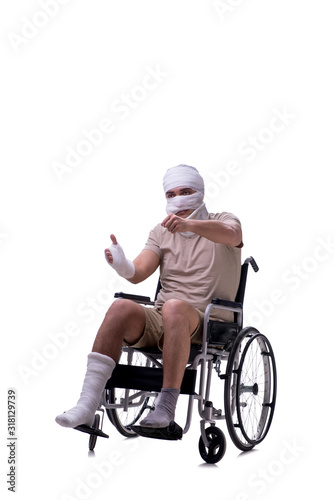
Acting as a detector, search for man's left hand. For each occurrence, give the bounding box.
[161,214,189,234]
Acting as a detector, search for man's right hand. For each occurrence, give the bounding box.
[104,234,118,265]
[105,234,160,284]
[104,234,136,279]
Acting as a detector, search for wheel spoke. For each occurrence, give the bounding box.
[106,350,158,437]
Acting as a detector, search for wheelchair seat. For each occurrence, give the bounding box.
[133,343,202,362]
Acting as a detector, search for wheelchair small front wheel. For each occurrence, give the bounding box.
[88,414,100,451]
[198,426,226,464]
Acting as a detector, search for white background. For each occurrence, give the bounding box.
[1,1,333,498]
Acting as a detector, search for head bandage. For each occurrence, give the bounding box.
[163,165,205,215]
[163,164,209,237]
[163,164,204,195]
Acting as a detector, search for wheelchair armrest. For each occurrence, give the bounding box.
[211,298,243,311]
[202,298,243,351]
[114,292,155,306]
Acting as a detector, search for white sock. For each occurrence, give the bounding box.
[140,388,180,428]
[55,352,115,428]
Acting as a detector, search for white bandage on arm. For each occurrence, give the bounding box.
[105,241,135,279]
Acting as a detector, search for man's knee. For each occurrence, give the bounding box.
[102,299,146,343]
[162,299,198,332]
[105,299,143,324]
[162,299,191,317]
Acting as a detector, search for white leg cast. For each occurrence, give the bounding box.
[56,352,115,428]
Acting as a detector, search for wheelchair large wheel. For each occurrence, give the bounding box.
[106,350,158,437]
[224,327,277,451]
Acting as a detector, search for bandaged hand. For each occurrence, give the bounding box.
[104,234,135,279]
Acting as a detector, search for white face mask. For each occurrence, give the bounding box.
[166,192,209,238]
[166,192,203,215]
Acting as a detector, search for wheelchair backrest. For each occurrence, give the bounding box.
[236,256,259,304]
[235,262,249,305]
[154,278,162,302]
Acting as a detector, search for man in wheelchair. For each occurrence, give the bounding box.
[56,164,243,432]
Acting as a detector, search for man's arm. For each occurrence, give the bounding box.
[187,219,243,247]
[128,249,160,284]
[105,235,160,283]
[161,215,243,247]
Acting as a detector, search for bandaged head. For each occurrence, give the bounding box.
[163,165,205,215]
[163,164,209,237]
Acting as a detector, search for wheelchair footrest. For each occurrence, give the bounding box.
[74,424,109,439]
[131,421,183,441]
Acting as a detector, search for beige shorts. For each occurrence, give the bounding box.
[124,305,205,350]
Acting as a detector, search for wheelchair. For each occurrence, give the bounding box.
[77,257,277,464]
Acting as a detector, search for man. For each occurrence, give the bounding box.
[56,164,243,430]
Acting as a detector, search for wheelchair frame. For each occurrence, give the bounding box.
[80,257,277,464]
